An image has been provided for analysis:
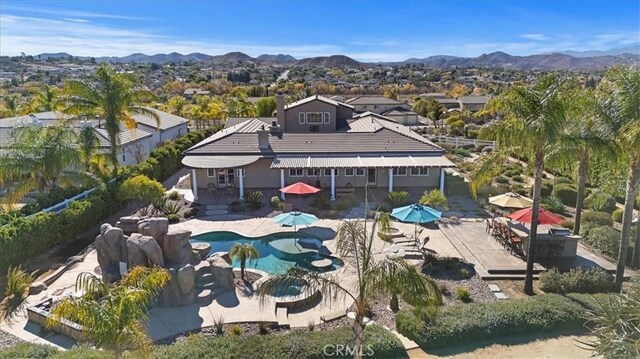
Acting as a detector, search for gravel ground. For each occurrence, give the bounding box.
[421,257,496,304]
[0,330,23,350]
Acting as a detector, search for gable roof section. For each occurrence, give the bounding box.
[225,117,274,129]
[345,96,405,106]
[458,95,490,104]
[94,127,152,147]
[285,95,354,110]
[134,108,189,131]
[381,107,418,116]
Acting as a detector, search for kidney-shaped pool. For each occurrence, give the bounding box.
[190,231,343,275]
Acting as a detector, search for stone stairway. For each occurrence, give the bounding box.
[204,204,229,216]
[195,270,227,303]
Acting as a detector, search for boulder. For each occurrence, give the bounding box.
[116,216,144,235]
[160,264,196,307]
[191,242,211,261]
[162,229,198,266]
[29,281,47,295]
[207,256,234,292]
[126,233,164,268]
[95,224,127,284]
[138,217,169,244]
[209,251,231,265]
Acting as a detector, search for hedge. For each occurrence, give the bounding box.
[396,294,587,349]
[555,184,577,206]
[585,191,618,213]
[0,129,217,273]
[539,267,614,294]
[0,325,406,359]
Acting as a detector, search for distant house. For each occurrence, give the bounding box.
[420,92,448,99]
[435,98,461,110]
[183,88,211,100]
[380,107,420,126]
[345,95,410,114]
[182,93,454,202]
[0,108,189,165]
[458,95,491,112]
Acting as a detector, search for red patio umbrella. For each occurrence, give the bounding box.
[507,206,564,225]
[280,181,321,210]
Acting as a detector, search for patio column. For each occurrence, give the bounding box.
[191,168,198,201]
[439,168,445,192]
[330,169,336,200]
[280,169,285,200]
[238,168,244,200]
[388,168,393,193]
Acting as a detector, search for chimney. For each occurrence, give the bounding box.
[257,125,270,150]
[276,91,285,131]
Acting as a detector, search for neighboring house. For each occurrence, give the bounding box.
[380,107,420,126]
[0,108,189,165]
[345,95,411,115]
[458,95,491,112]
[420,92,448,99]
[183,88,211,101]
[435,97,461,110]
[183,93,454,201]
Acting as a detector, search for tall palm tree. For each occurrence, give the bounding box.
[550,87,614,235]
[471,74,567,295]
[29,84,62,112]
[2,94,22,117]
[0,125,91,205]
[259,219,441,359]
[62,65,159,174]
[47,266,170,359]
[77,126,100,172]
[229,243,259,279]
[596,67,640,284]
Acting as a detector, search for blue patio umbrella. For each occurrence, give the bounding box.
[390,204,442,240]
[273,211,319,232]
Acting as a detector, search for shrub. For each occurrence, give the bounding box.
[585,191,618,213]
[244,191,264,210]
[387,191,410,207]
[167,191,179,201]
[5,265,36,298]
[583,226,620,258]
[419,189,448,209]
[166,214,180,224]
[230,325,244,336]
[511,175,525,183]
[555,184,577,206]
[539,267,614,294]
[541,196,564,214]
[270,196,282,209]
[455,287,471,302]
[459,268,471,279]
[336,198,353,212]
[494,176,509,184]
[229,201,244,213]
[581,211,614,238]
[118,175,165,205]
[258,321,269,335]
[452,148,471,157]
[555,176,574,185]
[311,191,331,210]
[561,219,574,229]
[396,294,586,350]
[503,169,520,178]
[213,316,224,335]
[324,210,339,219]
[612,208,624,223]
[530,180,553,198]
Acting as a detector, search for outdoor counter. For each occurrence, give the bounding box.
[496,217,579,257]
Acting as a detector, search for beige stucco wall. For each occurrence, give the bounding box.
[284,101,336,132]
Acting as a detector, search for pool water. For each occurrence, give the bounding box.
[190,231,343,275]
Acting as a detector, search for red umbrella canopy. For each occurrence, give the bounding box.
[280,181,321,195]
[507,206,564,225]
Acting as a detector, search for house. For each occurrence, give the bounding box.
[435,98,461,110]
[183,88,211,101]
[182,93,455,201]
[379,107,420,126]
[420,92,448,99]
[345,96,411,114]
[458,95,490,112]
[0,108,189,165]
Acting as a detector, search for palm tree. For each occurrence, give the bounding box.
[62,65,159,174]
[471,74,567,295]
[419,189,449,209]
[229,243,259,279]
[595,67,640,284]
[259,219,441,358]
[47,266,170,359]
[29,84,62,112]
[2,94,22,117]
[550,87,614,235]
[77,126,100,172]
[0,125,91,205]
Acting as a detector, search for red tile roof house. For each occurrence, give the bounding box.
[182,93,454,202]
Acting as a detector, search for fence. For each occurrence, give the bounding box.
[426,135,496,149]
[24,179,116,219]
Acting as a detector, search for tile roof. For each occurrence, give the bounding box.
[381,107,418,116]
[94,127,152,147]
[458,96,490,104]
[345,96,404,106]
[435,98,460,104]
[225,117,273,129]
[134,108,189,130]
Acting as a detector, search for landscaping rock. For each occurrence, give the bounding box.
[126,233,165,268]
[116,216,144,235]
[138,217,169,243]
[160,264,196,307]
[192,242,211,261]
[28,281,47,295]
[207,256,234,291]
[95,224,127,284]
[162,229,198,266]
[209,251,231,265]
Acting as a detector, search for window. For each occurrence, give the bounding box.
[236,168,245,177]
[362,105,368,109]
[323,112,330,124]
[298,113,305,124]
[324,168,338,177]
[410,167,430,176]
[218,169,235,185]
[207,168,216,177]
[393,167,407,176]
[355,168,365,176]
[307,168,321,177]
[373,105,378,109]
[289,168,303,177]
[306,112,323,124]
[345,168,354,176]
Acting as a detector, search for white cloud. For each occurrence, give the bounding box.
[2,4,147,21]
[61,18,90,23]
[520,33,549,41]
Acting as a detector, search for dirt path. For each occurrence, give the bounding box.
[407,333,593,359]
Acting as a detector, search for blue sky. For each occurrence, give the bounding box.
[1,1,638,61]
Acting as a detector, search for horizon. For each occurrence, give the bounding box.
[1,0,639,61]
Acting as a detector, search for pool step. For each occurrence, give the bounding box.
[196,287,227,303]
[275,307,289,327]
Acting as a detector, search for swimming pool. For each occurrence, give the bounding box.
[190,231,343,275]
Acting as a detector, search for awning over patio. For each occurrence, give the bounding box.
[182,155,261,169]
[270,155,455,169]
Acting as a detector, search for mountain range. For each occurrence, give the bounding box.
[35,46,639,70]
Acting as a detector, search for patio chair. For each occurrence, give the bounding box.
[207,183,217,195]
